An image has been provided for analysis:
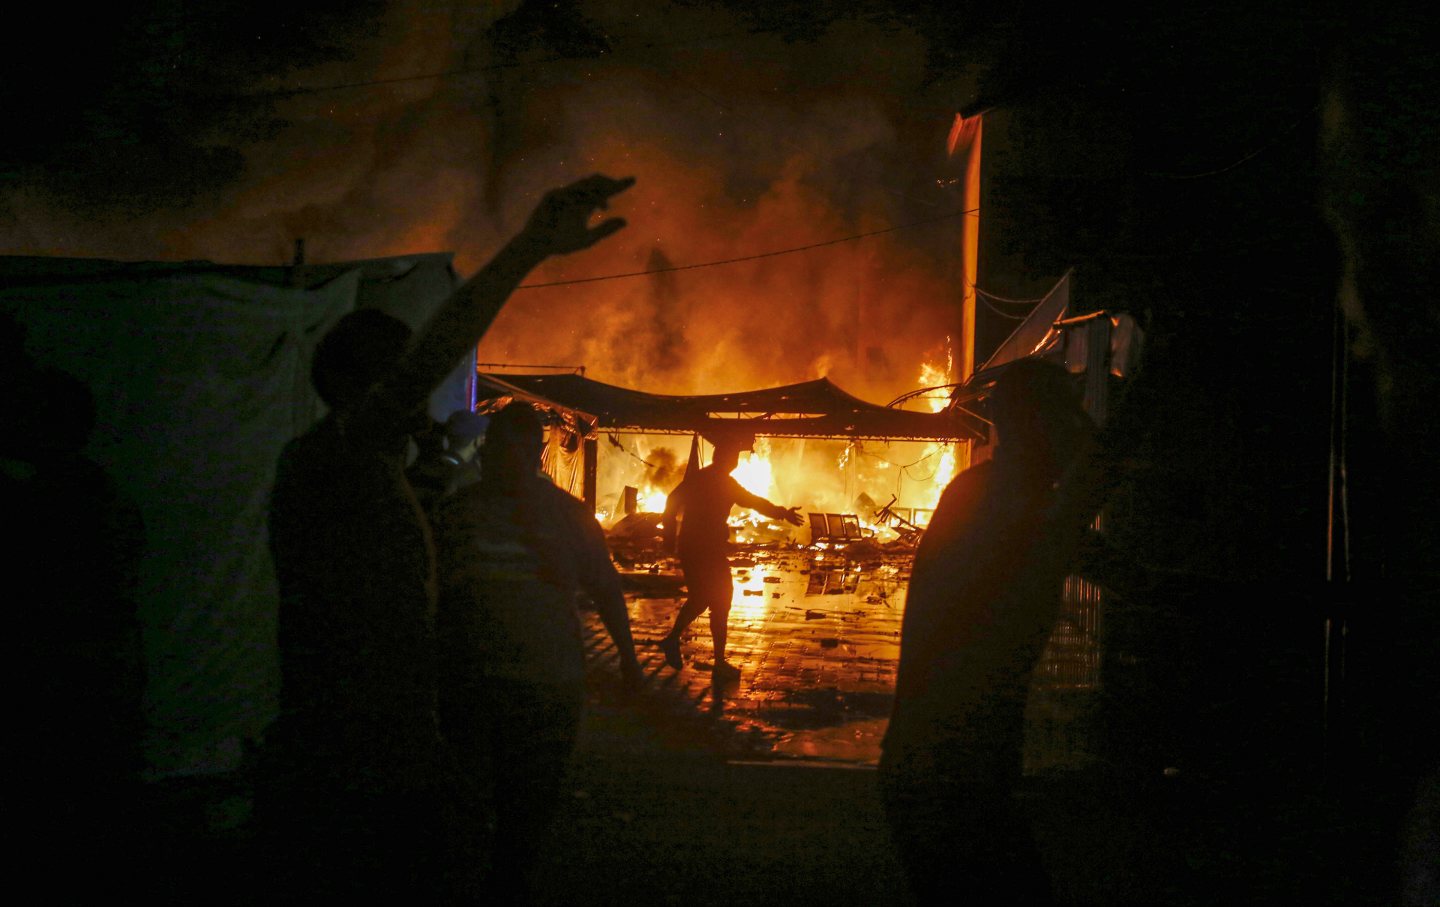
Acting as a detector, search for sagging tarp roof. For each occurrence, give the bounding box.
[476,372,985,442]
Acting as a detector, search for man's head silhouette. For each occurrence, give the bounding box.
[311,309,412,409]
[706,431,751,472]
[481,402,546,482]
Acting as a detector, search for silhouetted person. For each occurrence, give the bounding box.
[879,359,1109,906]
[658,434,803,679]
[262,174,633,901]
[409,407,489,514]
[434,402,641,904]
[3,350,146,887]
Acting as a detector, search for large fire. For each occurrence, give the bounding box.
[598,356,961,542]
[912,345,958,510]
[732,440,776,499]
[3,5,971,469]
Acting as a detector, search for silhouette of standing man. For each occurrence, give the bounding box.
[434,402,641,904]
[263,174,633,901]
[879,359,1110,906]
[658,433,803,680]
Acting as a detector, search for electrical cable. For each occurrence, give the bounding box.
[972,284,1052,305]
[516,207,974,288]
[978,293,1031,320]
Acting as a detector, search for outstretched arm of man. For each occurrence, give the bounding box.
[733,483,805,526]
[361,174,635,430]
[575,505,643,690]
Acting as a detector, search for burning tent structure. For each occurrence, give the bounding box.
[472,370,988,518]
[0,253,472,778]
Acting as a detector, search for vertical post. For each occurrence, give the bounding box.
[1083,312,1111,425]
[582,436,599,515]
[948,113,983,385]
[1323,291,1352,766]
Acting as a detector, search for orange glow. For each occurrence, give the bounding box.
[731,438,776,499]
[637,487,669,514]
[911,353,957,509]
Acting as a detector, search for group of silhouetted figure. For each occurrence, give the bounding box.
[254,172,1134,905]
[3,173,1171,905]
[260,176,641,903]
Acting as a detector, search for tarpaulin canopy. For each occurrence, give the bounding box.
[475,372,985,442]
[1,253,467,778]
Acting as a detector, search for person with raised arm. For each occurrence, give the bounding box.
[263,174,633,902]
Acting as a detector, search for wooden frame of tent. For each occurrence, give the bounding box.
[472,370,988,512]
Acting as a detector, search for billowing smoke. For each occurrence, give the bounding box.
[640,444,685,492]
[4,1,975,405]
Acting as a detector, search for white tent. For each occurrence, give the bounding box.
[1,253,468,777]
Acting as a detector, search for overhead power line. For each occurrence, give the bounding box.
[977,294,1031,320]
[970,283,1051,305]
[515,207,975,289]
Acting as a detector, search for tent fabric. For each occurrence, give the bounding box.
[959,269,1143,402]
[974,270,1072,377]
[1,254,462,778]
[475,372,982,442]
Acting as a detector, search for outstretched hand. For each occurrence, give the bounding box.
[521,174,635,255]
[781,506,805,527]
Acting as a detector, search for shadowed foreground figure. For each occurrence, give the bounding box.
[3,342,146,888]
[434,402,641,904]
[658,434,803,679]
[409,407,490,514]
[262,174,632,902]
[880,359,1110,905]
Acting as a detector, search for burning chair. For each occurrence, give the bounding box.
[807,512,870,549]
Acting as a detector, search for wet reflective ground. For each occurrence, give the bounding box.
[583,546,913,764]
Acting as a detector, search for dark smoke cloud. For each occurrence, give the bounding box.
[2,1,987,404]
[2,2,388,211]
[643,447,684,490]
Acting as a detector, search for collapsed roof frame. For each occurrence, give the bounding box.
[474,371,987,443]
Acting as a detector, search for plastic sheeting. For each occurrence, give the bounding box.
[1,254,462,776]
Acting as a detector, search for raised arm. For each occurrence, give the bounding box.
[354,175,634,432]
[731,481,804,527]
[574,502,641,688]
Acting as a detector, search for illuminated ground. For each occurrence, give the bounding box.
[582,546,913,764]
[543,547,920,906]
[547,552,1354,906]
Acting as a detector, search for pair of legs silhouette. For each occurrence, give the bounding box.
[659,550,739,680]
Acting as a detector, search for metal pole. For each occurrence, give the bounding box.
[583,436,599,515]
